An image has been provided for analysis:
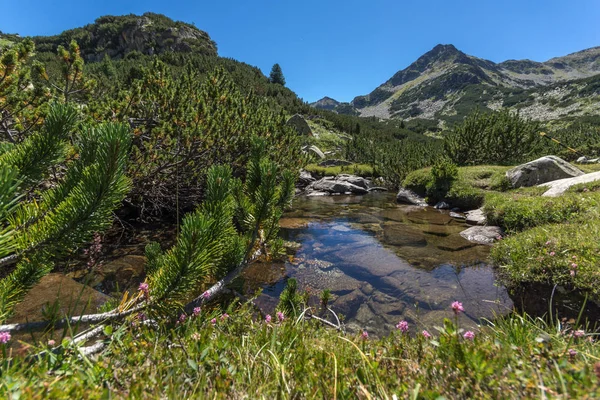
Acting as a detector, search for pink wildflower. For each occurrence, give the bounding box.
[202,291,210,299]
[47,339,56,347]
[210,318,217,325]
[220,313,229,321]
[568,348,577,358]
[573,330,585,338]
[422,330,432,339]
[572,255,577,260]
[549,251,556,256]
[463,331,475,340]
[570,270,576,276]
[179,313,187,323]
[545,240,551,246]
[193,307,201,316]
[451,301,464,314]
[396,320,409,333]
[138,282,149,293]
[276,311,285,322]
[0,331,10,344]
[361,330,369,340]
[571,263,578,269]
[265,314,272,323]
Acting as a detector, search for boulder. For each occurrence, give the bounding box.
[286,114,313,136]
[540,171,600,197]
[506,156,584,188]
[576,156,600,164]
[307,176,369,195]
[460,226,504,245]
[297,170,316,188]
[396,188,427,206]
[465,208,486,226]
[336,174,370,189]
[318,159,352,167]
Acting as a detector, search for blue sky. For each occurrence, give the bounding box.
[3,0,600,103]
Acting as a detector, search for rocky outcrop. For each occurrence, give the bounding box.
[540,171,600,197]
[396,188,427,206]
[460,226,503,245]
[286,114,313,136]
[297,170,316,188]
[505,156,584,188]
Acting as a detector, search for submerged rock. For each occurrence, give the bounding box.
[460,226,504,245]
[306,176,369,195]
[506,156,584,188]
[434,201,450,209]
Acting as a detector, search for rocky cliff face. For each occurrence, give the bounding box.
[32,12,218,61]
[312,44,600,127]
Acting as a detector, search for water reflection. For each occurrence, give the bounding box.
[243,193,513,336]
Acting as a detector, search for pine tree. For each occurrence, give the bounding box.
[0,103,131,322]
[269,63,286,86]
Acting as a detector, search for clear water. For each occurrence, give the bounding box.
[242,193,513,336]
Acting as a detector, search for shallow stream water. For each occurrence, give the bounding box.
[241,192,513,336]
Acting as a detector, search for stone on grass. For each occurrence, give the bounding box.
[540,171,600,197]
[506,156,584,188]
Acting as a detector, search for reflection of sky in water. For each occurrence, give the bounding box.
[243,193,513,336]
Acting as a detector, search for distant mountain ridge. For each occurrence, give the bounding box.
[312,44,600,128]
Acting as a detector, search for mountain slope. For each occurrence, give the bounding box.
[312,44,600,128]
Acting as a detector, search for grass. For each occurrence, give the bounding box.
[402,165,510,209]
[1,302,599,398]
[304,163,375,178]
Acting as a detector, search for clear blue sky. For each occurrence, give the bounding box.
[3,0,600,103]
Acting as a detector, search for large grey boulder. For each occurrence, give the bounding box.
[540,171,600,197]
[396,188,427,206]
[286,114,313,136]
[460,226,504,245]
[307,176,368,195]
[506,156,584,188]
[297,170,316,188]
[336,174,370,189]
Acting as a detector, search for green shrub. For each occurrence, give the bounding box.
[426,158,458,201]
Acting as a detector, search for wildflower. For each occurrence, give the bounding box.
[422,330,432,339]
[545,240,551,246]
[137,312,147,321]
[361,330,369,340]
[463,331,475,340]
[568,348,577,358]
[549,251,556,256]
[191,332,201,341]
[179,313,187,323]
[571,263,578,269]
[193,307,201,316]
[265,314,272,323]
[451,301,464,314]
[570,270,576,277]
[210,318,217,325]
[573,329,585,338]
[220,313,229,321]
[47,339,56,347]
[138,282,149,293]
[572,255,577,260]
[396,320,409,333]
[0,331,11,344]
[202,291,210,299]
[276,311,285,322]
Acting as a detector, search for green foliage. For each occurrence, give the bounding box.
[425,158,458,201]
[444,108,543,166]
[303,163,374,178]
[268,63,285,86]
[0,103,131,321]
[143,139,294,309]
[277,278,303,317]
